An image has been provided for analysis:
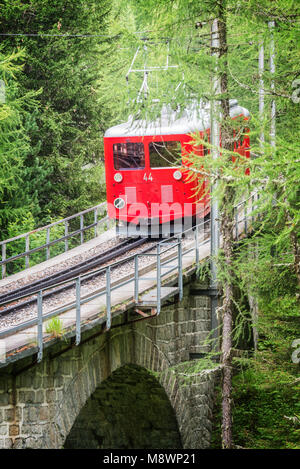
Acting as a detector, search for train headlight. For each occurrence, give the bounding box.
[114,173,123,183]
[173,170,182,180]
[114,197,126,210]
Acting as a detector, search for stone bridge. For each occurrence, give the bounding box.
[0,275,220,449]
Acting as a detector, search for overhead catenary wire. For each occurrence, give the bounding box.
[0,29,268,41]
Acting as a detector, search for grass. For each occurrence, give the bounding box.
[45,316,64,338]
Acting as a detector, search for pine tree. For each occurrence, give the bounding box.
[0,48,42,239]
[0,0,113,220]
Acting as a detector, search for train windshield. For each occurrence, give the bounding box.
[113,142,145,170]
[149,141,181,168]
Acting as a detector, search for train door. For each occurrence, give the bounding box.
[182,131,210,218]
[106,137,148,225]
[146,135,186,225]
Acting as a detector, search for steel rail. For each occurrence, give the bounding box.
[0,191,258,312]
[0,238,147,308]
[0,238,160,319]
[0,234,201,342]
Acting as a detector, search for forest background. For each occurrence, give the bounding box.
[0,0,299,449]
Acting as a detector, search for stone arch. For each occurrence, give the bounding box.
[40,322,174,449]
[9,293,219,449]
[64,364,182,449]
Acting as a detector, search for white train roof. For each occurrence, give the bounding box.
[104,99,250,138]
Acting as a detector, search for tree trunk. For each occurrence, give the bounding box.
[285,207,300,287]
[220,188,235,449]
[215,1,236,449]
[248,241,259,352]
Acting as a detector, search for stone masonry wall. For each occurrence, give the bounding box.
[0,278,220,449]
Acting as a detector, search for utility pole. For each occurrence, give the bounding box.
[258,40,265,148]
[269,20,276,148]
[143,43,148,101]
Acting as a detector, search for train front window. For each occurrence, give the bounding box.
[149,141,181,168]
[113,142,145,170]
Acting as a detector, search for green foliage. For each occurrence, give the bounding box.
[3,203,108,276]
[232,375,300,449]
[173,358,219,377]
[0,48,43,239]
[0,0,299,448]
[211,226,300,448]
[212,364,300,449]
[45,316,64,338]
[3,212,67,275]
[131,0,300,449]
[0,0,112,224]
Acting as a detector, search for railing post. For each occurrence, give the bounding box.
[157,244,161,315]
[257,193,261,221]
[134,255,139,303]
[235,208,239,240]
[178,236,183,301]
[195,225,199,276]
[1,244,6,279]
[106,266,111,329]
[80,214,84,244]
[94,207,98,238]
[46,227,50,260]
[65,221,69,252]
[25,234,30,269]
[244,201,248,234]
[75,277,81,345]
[37,290,43,363]
[0,337,5,365]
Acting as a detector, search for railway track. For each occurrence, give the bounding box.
[0,237,149,316]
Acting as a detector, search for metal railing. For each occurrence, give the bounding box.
[0,202,111,279]
[0,224,208,364]
[233,191,260,240]
[0,193,261,365]
[134,236,185,314]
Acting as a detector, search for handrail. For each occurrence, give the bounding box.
[0,202,109,279]
[0,203,107,245]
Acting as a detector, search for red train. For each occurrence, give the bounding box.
[104,100,250,237]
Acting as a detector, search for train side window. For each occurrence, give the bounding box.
[113,142,145,170]
[149,141,181,168]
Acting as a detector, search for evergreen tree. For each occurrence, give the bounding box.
[0,0,113,220]
[112,0,300,449]
[0,48,42,239]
